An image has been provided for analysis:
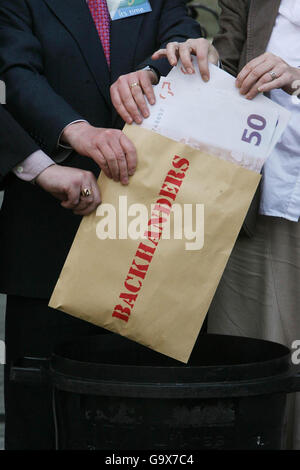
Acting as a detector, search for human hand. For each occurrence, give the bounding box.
[110,69,158,125]
[236,52,300,99]
[62,122,137,185]
[36,164,101,216]
[152,38,219,82]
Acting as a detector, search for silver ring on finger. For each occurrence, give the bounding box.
[269,71,278,81]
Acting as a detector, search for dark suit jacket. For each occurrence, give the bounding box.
[0,0,201,298]
[213,0,282,237]
[0,105,39,185]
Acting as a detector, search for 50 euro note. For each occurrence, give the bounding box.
[141,61,290,173]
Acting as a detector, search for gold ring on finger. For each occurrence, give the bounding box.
[130,82,140,89]
[81,188,92,198]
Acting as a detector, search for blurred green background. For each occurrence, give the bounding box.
[188,0,221,39]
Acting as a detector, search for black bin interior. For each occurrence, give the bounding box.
[51,334,296,450]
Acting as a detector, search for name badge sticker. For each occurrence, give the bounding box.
[107,0,152,21]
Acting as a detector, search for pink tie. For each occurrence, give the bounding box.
[87,0,111,67]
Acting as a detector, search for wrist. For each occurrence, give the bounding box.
[148,70,159,85]
[142,66,159,85]
[62,121,91,146]
[35,163,57,186]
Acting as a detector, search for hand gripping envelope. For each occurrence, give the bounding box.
[49,62,290,363]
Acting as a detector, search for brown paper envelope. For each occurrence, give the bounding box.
[50,126,260,363]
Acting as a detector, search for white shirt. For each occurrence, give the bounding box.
[260,0,300,221]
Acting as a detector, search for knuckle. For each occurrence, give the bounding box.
[104,129,113,138]
[196,50,206,60]
[260,76,269,85]
[74,175,83,186]
[106,154,115,162]
[131,85,139,94]
[123,95,133,105]
[116,152,125,162]
[62,183,69,193]
[85,170,93,179]
[251,68,261,79]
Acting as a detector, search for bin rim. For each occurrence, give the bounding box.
[49,334,297,397]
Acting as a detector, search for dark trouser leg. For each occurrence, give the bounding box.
[5,295,103,450]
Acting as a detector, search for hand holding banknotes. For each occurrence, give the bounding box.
[62,122,137,186]
[236,52,300,99]
[152,38,219,82]
[36,165,101,216]
[110,69,158,125]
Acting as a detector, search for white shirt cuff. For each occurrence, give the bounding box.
[13,150,55,182]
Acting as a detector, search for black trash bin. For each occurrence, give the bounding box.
[11,334,300,450]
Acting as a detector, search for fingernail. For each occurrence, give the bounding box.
[170,60,176,66]
[145,111,150,118]
[258,87,262,92]
[203,75,209,82]
[123,178,129,185]
[149,99,155,105]
[128,118,133,124]
[128,169,135,176]
[187,67,194,74]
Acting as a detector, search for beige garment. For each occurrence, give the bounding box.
[208,214,300,450]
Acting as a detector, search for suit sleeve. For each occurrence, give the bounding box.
[137,0,202,78]
[0,0,84,156]
[0,104,40,183]
[213,0,248,77]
